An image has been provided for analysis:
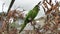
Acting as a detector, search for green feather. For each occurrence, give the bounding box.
[19,1,41,33]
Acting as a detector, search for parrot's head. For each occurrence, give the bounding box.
[33,1,41,12]
[34,5,40,11]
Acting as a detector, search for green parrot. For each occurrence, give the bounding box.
[19,1,41,33]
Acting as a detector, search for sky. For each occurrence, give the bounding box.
[0,0,41,12]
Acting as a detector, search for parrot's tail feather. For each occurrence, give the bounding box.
[19,22,27,33]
